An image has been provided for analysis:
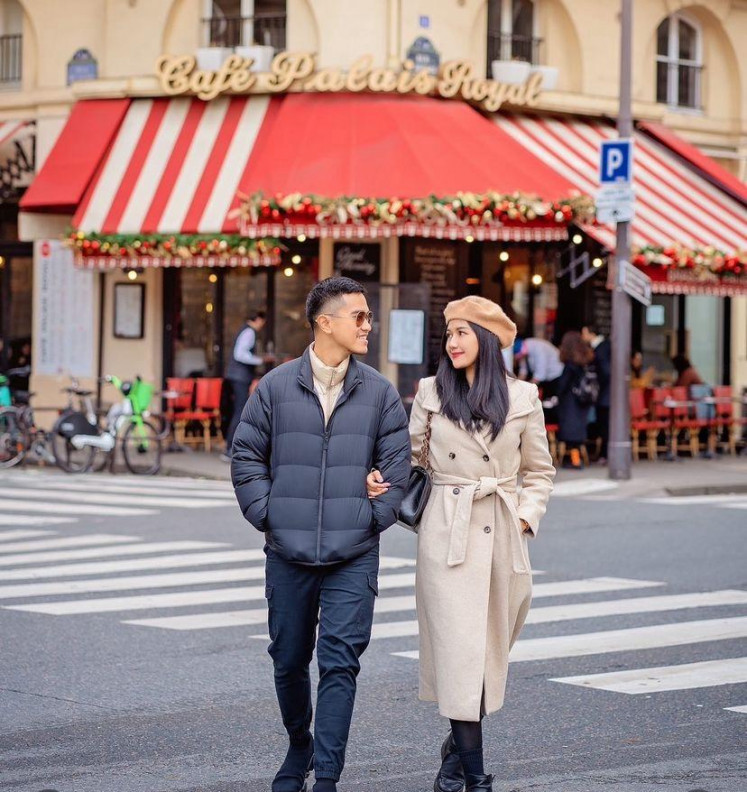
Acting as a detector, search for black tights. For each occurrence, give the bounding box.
[449,719,483,752]
[449,718,485,780]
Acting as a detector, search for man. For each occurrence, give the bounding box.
[223,311,267,461]
[231,277,410,792]
[581,324,611,463]
[513,336,564,421]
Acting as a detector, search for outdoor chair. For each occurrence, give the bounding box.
[165,377,196,447]
[629,388,668,461]
[176,377,224,452]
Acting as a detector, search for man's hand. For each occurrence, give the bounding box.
[366,469,390,499]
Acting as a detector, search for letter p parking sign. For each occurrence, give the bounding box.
[599,139,633,185]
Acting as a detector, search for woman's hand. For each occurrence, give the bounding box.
[367,469,390,499]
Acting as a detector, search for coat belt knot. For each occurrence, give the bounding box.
[432,472,518,567]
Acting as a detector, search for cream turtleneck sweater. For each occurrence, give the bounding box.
[309,344,350,425]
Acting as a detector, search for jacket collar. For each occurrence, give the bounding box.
[298,346,362,401]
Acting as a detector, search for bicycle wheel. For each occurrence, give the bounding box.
[51,411,96,473]
[0,408,27,468]
[122,419,162,475]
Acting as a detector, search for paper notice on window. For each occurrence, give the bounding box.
[388,309,425,365]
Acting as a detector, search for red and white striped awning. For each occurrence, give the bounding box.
[73,96,271,234]
[0,119,33,149]
[493,115,747,255]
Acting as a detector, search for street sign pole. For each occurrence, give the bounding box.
[609,0,634,480]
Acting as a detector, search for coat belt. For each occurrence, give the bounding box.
[431,473,518,567]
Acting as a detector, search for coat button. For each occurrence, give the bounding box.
[484,526,491,534]
[449,452,456,459]
[452,488,460,495]
[482,454,490,462]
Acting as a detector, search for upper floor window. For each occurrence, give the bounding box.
[487,0,540,68]
[0,0,23,87]
[204,0,286,50]
[656,13,702,110]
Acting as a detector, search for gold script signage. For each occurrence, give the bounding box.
[155,52,543,111]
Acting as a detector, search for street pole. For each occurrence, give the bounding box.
[608,0,633,480]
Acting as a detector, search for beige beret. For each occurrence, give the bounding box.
[443,295,517,349]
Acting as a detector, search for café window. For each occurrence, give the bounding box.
[487,0,540,68]
[656,13,702,110]
[203,0,286,49]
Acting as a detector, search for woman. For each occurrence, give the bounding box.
[368,296,555,791]
[556,331,595,470]
[630,351,655,389]
[672,354,704,388]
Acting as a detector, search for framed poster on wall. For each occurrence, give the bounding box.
[114,283,145,339]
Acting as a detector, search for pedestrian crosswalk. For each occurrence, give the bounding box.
[641,493,747,511]
[1,470,745,713]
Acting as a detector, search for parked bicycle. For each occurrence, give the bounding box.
[55,375,168,475]
[0,367,58,469]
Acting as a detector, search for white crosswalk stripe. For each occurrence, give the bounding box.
[550,657,747,694]
[0,528,58,541]
[640,494,747,510]
[724,705,747,714]
[0,471,235,528]
[0,534,140,553]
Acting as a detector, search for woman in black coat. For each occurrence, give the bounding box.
[556,331,595,469]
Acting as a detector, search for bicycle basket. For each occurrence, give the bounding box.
[128,379,154,414]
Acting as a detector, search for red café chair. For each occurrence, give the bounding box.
[712,385,747,455]
[177,377,224,452]
[671,385,708,457]
[630,388,668,461]
[544,422,559,464]
[649,387,674,457]
[165,377,196,447]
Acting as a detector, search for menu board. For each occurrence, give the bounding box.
[35,240,94,376]
[590,273,612,337]
[403,240,463,371]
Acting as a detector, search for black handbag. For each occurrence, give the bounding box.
[397,411,433,532]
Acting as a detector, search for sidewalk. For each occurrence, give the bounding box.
[160,448,747,499]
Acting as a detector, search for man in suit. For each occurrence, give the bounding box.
[582,324,611,463]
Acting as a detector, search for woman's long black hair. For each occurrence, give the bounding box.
[435,321,511,441]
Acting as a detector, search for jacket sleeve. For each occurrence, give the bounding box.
[231,378,273,532]
[370,384,411,533]
[517,386,556,537]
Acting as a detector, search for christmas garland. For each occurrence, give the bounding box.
[633,245,746,277]
[232,191,596,231]
[66,231,283,264]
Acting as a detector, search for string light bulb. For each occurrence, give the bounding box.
[127,269,138,280]
[572,234,583,245]
[209,273,218,283]
[531,274,543,286]
[593,257,604,268]
[205,302,214,313]
[283,267,294,277]
[499,251,509,262]
[291,254,301,264]
[297,234,306,242]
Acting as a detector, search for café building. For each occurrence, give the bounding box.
[20,50,747,402]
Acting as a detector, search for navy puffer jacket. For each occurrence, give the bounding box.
[231,348,411,565]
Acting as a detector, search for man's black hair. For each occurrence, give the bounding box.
[248,311,266,322]
[305,277,367,327]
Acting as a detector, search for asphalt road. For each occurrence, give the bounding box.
[0,468,745,792]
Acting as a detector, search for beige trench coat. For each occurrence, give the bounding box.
[411,376,555,721]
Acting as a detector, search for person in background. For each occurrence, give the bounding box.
[223,311,267,461]
[672,355,704,388]
[581,325,611,464]
[557,331,595,470]
[630,351,655,389]
[513,337,564,422]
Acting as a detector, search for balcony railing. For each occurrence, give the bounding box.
[203,14,286,50]
[0,34,22,85]
[487,32,542,67]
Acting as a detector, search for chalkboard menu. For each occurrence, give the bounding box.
[402,240,464,372]
[333,242,381,282]
[590,272,612,337]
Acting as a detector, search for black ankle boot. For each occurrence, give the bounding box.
[465,774,493,791]
[272,737,314,792]
[434,730,466,792]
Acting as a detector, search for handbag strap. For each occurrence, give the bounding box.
[418,411,433,471]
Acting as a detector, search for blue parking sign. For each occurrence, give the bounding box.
[599,139,633,184]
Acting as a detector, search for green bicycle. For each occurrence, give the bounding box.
[54,375,166,475]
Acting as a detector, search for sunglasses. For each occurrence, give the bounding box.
[321,311,374,327]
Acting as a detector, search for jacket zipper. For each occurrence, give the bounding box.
[301,377,361,564]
